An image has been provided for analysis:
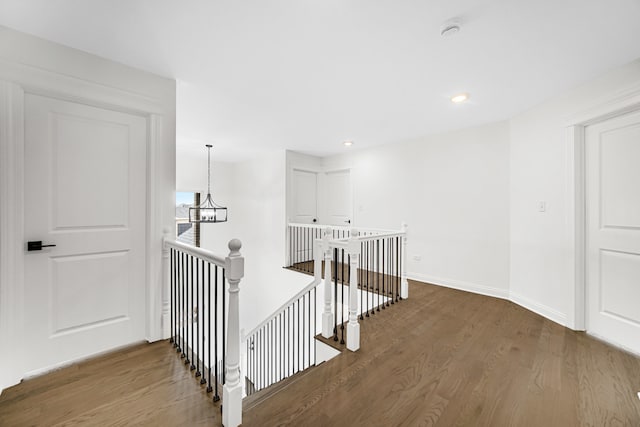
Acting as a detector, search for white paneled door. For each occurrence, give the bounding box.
[292,169,318,224]
[23,94,147,374]
[324,170,352,226]
[585,109,640,355]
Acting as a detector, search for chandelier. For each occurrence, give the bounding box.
[189,144,227,223]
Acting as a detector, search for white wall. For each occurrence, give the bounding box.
[177,149,311,334]
[323,121,511,297]
[509,58,640,327]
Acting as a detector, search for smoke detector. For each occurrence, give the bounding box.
[440,20,461,37]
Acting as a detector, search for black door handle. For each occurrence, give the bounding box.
[27,241,56,251]
[313,218,317,223]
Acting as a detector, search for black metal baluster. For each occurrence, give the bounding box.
[189,255,194,368]
[185,255,191,365]
[174,249,178,345]
[377,239,381,312]
[303,295,306,368]
[170,249,174,345]
[196,260,204,378]
[391,238,395,303]
[207,263,213,393]
[294,300,297,373]
[214,265,220,401]
[222,269,226,385]
[308,291,311,368]
[390,239,395,305]
[399,235,403,301]
[341,251,346,345]
[313,286,317,365]
[396,236,400,302]
[382,240,387,310]
[360,243,364,320]
[182,252,187,357]
[366,241,370,317]
[194,258,200,376]
[333,248,338,341]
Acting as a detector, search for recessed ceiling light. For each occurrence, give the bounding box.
[451,93,469,103]
[343,140,354,147]
[440,19,461,37]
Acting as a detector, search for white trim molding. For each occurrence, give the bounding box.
[0,80,25,392]
[408,272,510,300]
[564,83,640,332]
[509,292,568,327]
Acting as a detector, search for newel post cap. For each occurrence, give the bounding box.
[226,239,244,281]
[228,238,242,257]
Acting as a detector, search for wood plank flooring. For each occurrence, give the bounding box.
[2,280,639,426]
[0,341,220,426]
[244,280,640,426]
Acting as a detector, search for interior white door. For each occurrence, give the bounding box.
[292,169,318,224]
[585,109,640,355]
[324,169,352,226]
[23,94,147,374]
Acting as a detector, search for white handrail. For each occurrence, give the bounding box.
[353,231,405,241]
[288,222,350,230]
[243,277,320,341]
[164,238,225,266]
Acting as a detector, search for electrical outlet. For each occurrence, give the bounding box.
[413,255,421,261]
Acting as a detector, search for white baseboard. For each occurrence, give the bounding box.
[407,272,569,328]
[509,291,567,327]
[408,272,509,300]
[586,331,640,358]
[22,340,147,381]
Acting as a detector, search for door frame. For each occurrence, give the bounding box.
[564,83,640,331]
[0,60,172,389]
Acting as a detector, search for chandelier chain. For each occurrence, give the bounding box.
[207,145,211,195]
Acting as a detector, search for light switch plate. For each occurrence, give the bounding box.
[538,201,546,212]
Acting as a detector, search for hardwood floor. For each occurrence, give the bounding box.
[244,280,640,426]
[2,280,639,426]
[0,341,220,426]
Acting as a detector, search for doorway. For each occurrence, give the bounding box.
[22,93,148,374]
[584,108,640,354]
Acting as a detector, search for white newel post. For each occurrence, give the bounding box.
[161,229,171,339]
[401,223,409,299]
[313,236,322,282]
[322,228,333,338]
[347,230,361,352]
[223,239,244,427]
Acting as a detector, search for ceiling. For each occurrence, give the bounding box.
[1,0,640,161]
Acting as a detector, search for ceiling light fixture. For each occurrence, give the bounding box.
[189,144,227,223]
[343,140,354,147]
[451,93,469,103]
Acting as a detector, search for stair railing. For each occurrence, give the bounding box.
[286,222,393,274]
[321,224,409,351]
[163,237,244,427]
[242,238,323,396]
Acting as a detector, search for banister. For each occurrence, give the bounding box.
[164,238,226,266]
[243,277,320,341]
